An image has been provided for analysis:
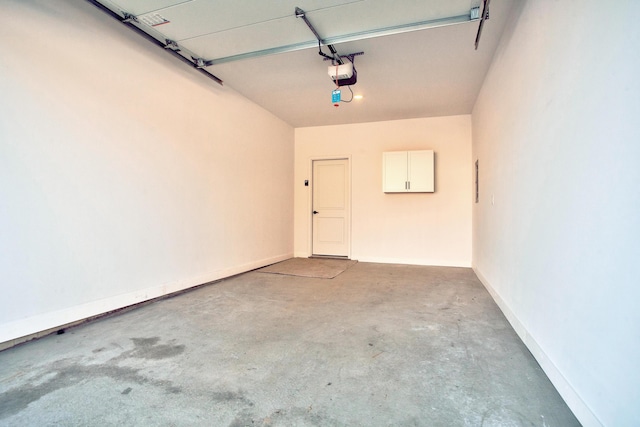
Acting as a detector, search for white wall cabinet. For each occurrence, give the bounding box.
[383,150,434,192]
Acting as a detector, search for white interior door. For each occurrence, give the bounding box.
[312,159,350,257]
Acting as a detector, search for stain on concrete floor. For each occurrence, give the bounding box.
[0,337,185,420]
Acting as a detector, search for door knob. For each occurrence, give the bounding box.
[313,210,319,214]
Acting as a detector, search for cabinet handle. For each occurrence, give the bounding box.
[408,181,410,190]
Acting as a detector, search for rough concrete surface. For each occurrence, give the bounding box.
[0,262,580,426]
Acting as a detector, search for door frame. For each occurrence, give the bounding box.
[308,155,352,259]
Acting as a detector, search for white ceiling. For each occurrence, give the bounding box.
[94,0,515,127]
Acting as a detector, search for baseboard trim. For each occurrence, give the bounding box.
[0,253,292,350]
[356,255,470,268]
[473,266,602,427]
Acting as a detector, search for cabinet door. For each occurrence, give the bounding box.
[407,150,434,192]
[383,151,408,192]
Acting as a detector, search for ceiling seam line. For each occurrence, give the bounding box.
[176,15,299,43]
[323,14,474,45]
[140,1,365,43]
[134,0,196,16]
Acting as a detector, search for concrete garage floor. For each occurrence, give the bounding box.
[0,262,579,426]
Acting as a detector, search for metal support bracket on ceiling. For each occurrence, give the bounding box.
[86,0,223,85]
[323,52,364,63]
[474,0,491,50]
[164,39,181,52]
[121,12,138,24]
[207,9,479,66]
[193,57,207,69]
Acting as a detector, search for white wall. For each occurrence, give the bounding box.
[0,0,294,345]
[295,116,471,267]
[472,1,640,426]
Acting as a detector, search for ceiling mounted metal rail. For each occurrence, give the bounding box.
[207,10,478,66]
[86,0,223,85]
[295,7,343,65]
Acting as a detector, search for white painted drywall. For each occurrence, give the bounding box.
[472,1,640,425]
[295,116,471,267]
[0,0,293,344]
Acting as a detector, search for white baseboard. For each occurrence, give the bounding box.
[0,253,292,349]
[473,266,602,427]
[293,252,470,267]
[356,255,471,268]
